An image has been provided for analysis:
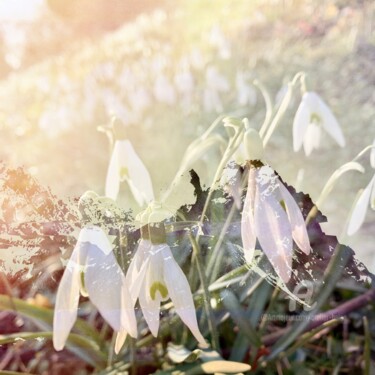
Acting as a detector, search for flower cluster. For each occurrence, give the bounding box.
[54,218,207,352]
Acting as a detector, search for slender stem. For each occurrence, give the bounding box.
[262,82,293,147]
[188,233,220,351]
[197,127,245,233]
[256,80,273,138]
[352,144,375,163]
[207,168,249,283]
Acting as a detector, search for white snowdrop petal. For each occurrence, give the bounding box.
[254,186,293,283]
[123,140,155,207]
[53,245,82,351]
[319,98,345,147]
[370,139,375,169]
[241,169,257,263]
[78,226,114,256]
[115,330,127,355]
[293,99,311,152]
[348,177,375,235]
[84,246,125,332]
[139,276,161,337]
[105,141,121,200]
[278,182,310,255]
[161,245,206,345]
[120,281,138,339]
[126,240,151,304]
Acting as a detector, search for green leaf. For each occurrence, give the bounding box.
[221,290,261,348]
[0,295,107,367]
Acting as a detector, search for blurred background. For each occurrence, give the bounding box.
[0,0,374,274]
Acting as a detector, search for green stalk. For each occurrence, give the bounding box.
[188,233,219,351]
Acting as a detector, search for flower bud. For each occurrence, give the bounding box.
[244,128,264,161]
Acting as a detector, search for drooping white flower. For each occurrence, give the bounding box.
[347,175,375,236]
[203,66,230,113]
[208,25,231,60]
[153,74,176,105]
[293,92,345,156]
[105,139,154,206]
[236,72,256,107]
[371,139,375,169]
[241,164,310,282]
[53,226,137,351]
[125,237,206,346]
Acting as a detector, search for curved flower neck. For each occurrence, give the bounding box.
[140,222,167,245]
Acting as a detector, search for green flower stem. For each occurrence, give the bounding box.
[188,233,220,352]
[197,125,245,234]
[258,71,305,142]
[305,161,364,225]
[262,82,293,147]
[256,80,273,138]
[207,168,249,283]
[258,287,280,333]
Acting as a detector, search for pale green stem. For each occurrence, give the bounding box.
[197,126,245,231]
[352,144,375,163]
[207,168,249,283]
[262,82,293,147]
[256,80,273,138]
[207,201,237,283]
[258,71,305,141]
[305,161,364,225]
[188,233,220,351]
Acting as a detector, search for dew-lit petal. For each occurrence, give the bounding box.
[84,245,125,332]
[105,141,121,200]
[371,139,375,169]
[347,176,375,235]
[293,96,311,152]
[122,140,155,206]
[161,245,206,345]
[120,281,138,339]
[126,239,151,303]
[53,245,82,351]
[254,185,293,283]
[303,123,320,156]
[139,271,161,337]
[241,168,257,263]
[115,330,127,355]
[78,226,114,256]
[319,98,345,147]
[278,182,310,255]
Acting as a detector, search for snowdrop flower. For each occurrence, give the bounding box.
[208,25,231,60]
[53,226,137,351]
[241,163,310,282]
[347,146,375,235]
[174,64,194,112]
[293,92,345,156]
[236,72,256,107]
[123,220,206,347]
[203,66,230,113]
[105,139,154,206]
[153,74,176,105]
